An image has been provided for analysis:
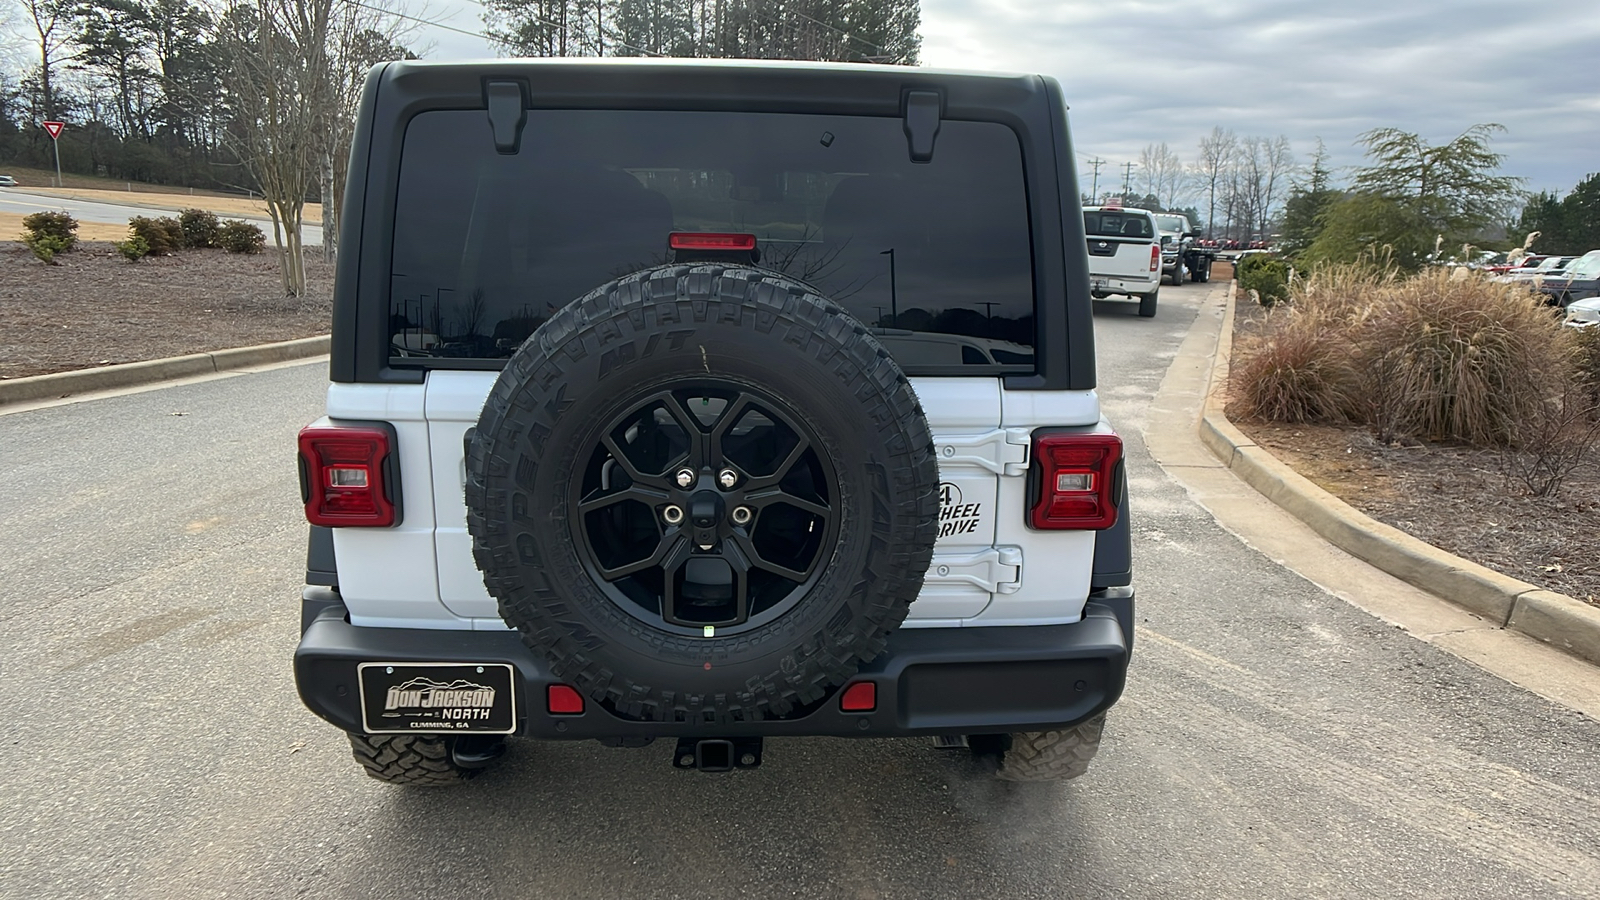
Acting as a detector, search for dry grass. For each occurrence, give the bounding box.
[1230,313,1357,423]
[1232,266,1577,448]
[13,186,321,223]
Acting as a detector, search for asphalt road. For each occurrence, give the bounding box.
[0,187,324,246]
[3,284,1598,898]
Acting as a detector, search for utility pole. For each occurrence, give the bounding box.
[1087,157,1105,202]
[879,248,898,324]
[1121,162,1136,201]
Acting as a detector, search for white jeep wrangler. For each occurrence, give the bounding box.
[294,59,1133,785]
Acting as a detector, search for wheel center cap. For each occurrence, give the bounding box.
[689,490,725,529]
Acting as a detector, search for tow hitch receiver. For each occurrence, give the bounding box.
[672,737,763,772]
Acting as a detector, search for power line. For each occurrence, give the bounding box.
[343,0,494,42]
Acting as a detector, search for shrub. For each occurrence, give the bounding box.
[116,234,151,262]
[1237,253,1290,306]
[21,210,78,252]
[128,215,184,255]
[178,208,221,249]
[1232,267,1572,448]
[24,233,71,265]
[1573,325,1600,414]
[1231,311,1358,424]
[1356,272,1566,445]
[216,219,266,254]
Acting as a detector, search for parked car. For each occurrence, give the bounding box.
[1536,250,1600,308]
[1565,295,1600,328]
[0,175,18,187]
[294,59,1134,788]
[1485,254,1546,276]
[1082,204,1162,316]
[1495,255,1578,284]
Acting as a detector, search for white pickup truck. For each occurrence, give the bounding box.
[1083,205,1161,317]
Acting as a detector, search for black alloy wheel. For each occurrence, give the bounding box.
[573,384,840,635]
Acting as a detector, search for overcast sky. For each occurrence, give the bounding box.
[401,0,1599,202]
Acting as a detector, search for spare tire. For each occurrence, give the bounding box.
[465,266,938,723]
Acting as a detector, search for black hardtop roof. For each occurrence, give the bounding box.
[376,58,1055,118]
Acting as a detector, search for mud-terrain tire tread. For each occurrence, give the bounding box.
[348,734,478,786]
[465,265,939,726]
[996,714,1106,782]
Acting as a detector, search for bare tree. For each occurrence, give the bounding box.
[1138,141,1186,211]
[1234,135,1296,242]
[216,0,409,291]
[1192,127,1235,237]
[22,0,76,122]
[318,9,413,262]
[216,0,330,296]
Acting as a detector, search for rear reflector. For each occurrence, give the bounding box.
[297,424,396,527]
[547,684,585,715]
[1149,245,1161,271]
[840,682,877,712]
[1030,432,1122,530]
[669,232,757,251]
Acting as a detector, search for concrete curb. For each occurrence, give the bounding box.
[1201,282,1600,667]
[0,335,329,407]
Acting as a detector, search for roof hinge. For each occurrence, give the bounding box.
[485,79,528,155]
[902,90,942,164]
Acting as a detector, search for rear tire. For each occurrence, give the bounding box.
[347,733,500,786]
[993,714,1106,782]
[1138,289,1159,318]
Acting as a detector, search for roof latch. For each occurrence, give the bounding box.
[902,90,942,164]
[485,80,527,155]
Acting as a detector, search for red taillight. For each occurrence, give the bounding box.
[298,423,396,527]
[1149,245,1161,272]
[547,684,585,715]
[839,682,877,712]
[669,232,758,251]
[1030,432,1122,530]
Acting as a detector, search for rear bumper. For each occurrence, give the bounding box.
[294,587,1133,740]
[1089,274,1159,296]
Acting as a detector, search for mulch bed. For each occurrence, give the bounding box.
[0,241,332,380]
[1228,302,1599,606]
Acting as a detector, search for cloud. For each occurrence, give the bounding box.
[921,0,1600,195]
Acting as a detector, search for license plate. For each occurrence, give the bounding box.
[357,662,517,734]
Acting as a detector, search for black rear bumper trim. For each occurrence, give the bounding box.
[295,588,1132,739]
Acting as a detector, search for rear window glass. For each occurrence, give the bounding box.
[388,109,1035,372]
[1083,211,1154,239]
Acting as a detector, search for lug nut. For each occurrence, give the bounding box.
[718,468,738,489]
[662,505,685,525]
[731,506,753,525]
[675,469,695,488]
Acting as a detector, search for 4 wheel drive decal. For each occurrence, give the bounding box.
[937,482,983,539]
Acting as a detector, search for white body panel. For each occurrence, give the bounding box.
[327,370,1104,630]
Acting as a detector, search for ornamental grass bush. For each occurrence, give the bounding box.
[1232,265,1577,449]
